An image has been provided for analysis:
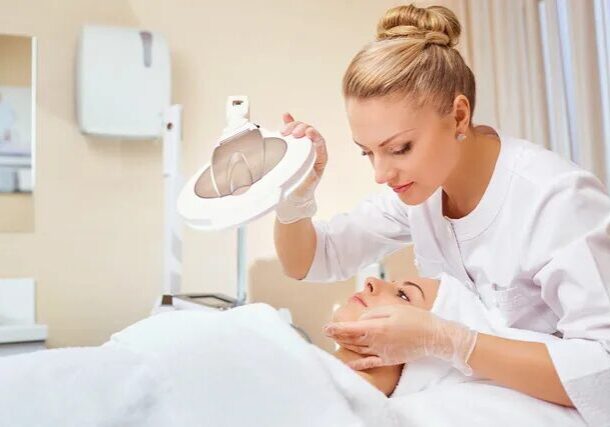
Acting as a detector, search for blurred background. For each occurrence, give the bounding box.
[0,0,608,352]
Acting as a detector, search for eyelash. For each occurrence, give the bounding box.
[360,142,412,157]
[397,290,410,302]
[366,282,410,302]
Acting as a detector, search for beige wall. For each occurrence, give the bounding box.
[0,0,416,348]
[0,0,152,347]
[0,34,34,232]
[0,194,34,231]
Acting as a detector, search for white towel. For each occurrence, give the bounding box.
[0,301,582,426]
[0,345,173,427]
[108,303,377,426]
[391,272,562,397]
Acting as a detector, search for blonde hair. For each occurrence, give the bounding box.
[342,3,476,117]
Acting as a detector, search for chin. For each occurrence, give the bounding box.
[398,185,436,206]
[398,191,426,206]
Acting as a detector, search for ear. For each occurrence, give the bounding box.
[452,94,471,135]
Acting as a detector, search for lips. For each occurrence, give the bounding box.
[350,295,367,307]
[390,182,413,190]
[390,182,414,194]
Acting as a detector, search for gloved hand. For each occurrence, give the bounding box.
[324,304,478,375]
[275,113,328,224]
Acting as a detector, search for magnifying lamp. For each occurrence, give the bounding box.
[171,96,315,310]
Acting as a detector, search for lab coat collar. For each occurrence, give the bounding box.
[436,127,517,242]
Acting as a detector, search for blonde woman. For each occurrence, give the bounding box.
[274,3,610,425]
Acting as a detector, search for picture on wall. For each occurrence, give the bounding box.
[0,86,31,157]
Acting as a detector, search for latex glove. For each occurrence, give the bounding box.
[275,113,328,224]
[324,304,478,375]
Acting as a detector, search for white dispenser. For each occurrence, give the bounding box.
[76,25,171,138]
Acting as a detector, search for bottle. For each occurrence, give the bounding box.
[150,294,176,316]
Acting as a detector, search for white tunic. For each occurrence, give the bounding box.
[302,130,610,426]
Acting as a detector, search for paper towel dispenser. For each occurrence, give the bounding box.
[76,25,171,139]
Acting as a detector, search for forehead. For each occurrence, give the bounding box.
[345,95,432,146]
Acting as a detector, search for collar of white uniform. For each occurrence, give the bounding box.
[436,126,517,242]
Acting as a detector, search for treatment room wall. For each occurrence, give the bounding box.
[0,0,157,347]
[0,0,458,348]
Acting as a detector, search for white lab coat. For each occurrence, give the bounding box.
[302,130,610,426]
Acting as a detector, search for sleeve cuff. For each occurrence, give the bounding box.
[546,338,610,425]
[301,221,328,282]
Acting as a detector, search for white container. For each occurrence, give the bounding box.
[76,25,171,138]
[0,278,47,352]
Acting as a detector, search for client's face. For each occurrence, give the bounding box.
[332,276,440,322]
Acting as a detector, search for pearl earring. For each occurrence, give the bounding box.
[456,133,466,142]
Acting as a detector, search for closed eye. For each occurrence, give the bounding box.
[360,142,412,157]
[392,142,412,155]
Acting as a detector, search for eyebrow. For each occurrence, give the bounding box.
[401,281,425,300]
[353,127,416,149]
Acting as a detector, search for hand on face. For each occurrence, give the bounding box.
[325,276,477,374]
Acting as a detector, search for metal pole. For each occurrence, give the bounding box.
[236,225,247,305]
[162,105,183,295]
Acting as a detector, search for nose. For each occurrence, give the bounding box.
[364,277,383,295]
[373,157,397,185]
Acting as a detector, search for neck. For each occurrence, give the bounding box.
[442,125,500,219]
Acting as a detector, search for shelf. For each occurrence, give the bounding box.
[0,323,47,344]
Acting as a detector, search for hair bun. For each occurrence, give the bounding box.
[376,4,461,48]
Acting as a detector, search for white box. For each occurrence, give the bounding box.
[0,278,48,347]
[0,278,35,325]
[76,25,171,139]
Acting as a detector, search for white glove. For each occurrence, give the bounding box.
[275,172,319,224]
[275,113,328,224]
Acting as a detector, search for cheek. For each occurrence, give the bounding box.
[332,304,363,322]
[419,139,457,181]
[398,144,458,205]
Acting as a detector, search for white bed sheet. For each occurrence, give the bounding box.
[0,303,588,426]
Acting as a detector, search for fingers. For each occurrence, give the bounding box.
[358,306,395,321]
[324,318,385,338]
[324,322,366,339]
[332,334,369,347]
[341,344,371,354]
[348,356,384,371]
[281,114,321,142]
[292,122,309,137]
[281,120,301,136]
[281,121,316,140]
[282,112,295,124]
[305,126,323,143]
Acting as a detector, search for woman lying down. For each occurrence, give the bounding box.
[330,275,441,396]
[0,273,586,427]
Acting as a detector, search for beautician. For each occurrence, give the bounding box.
[273,3,610,425]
